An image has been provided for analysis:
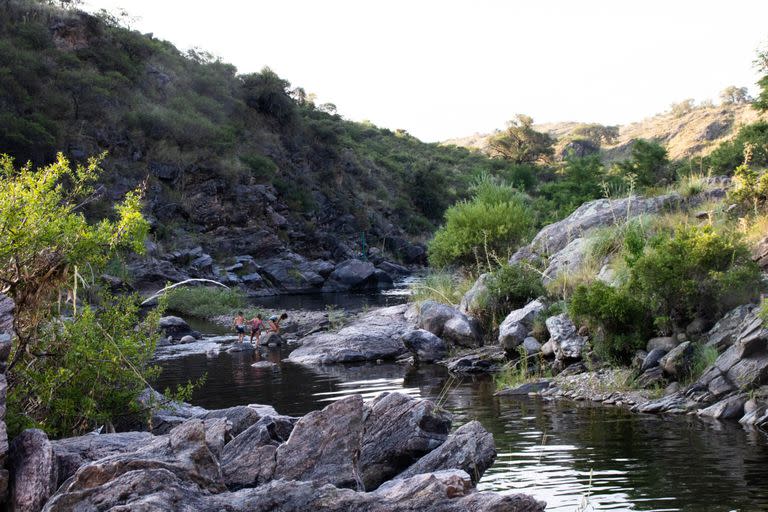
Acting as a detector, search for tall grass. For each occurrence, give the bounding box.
[165,286,247,318]
[411,271,475,306]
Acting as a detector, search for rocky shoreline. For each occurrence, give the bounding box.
[10,389,544,512]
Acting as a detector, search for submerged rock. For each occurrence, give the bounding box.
[287,305,410,364]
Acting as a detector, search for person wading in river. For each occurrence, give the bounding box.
[249,313,264,344]
[268,312,288,334]
[234,311,246,343]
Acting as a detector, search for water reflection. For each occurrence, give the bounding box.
[154,352,768,511]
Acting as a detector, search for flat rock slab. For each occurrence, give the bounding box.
[287,305,410,364]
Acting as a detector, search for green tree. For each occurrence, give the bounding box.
[615,139,669,187]
[0,153,153,437]
[488,114,554,164]
[241,67,297,126]
[669,99,695,117]
[755,45,768,112]
[570,123,619,146]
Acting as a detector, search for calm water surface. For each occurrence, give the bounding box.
[155,344,768,512]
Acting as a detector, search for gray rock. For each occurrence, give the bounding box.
[360,392,452,490]
[632,349,648,369]
[542,237,590,284]
[377,261,410,276]
[705,305,756,351]
[546,314,587,361]
[417,301,460,337]
[9,429,57,512]
[288,305,409,364]
[442,315,483,349]
[159,315,199,341]
[633,391,700,414]
[511,193,685,266]
[540,340,557,357]
[640,348,667,372]
[522,337,542,355]
[259,252,325,293]
[659,341,695,378]
[46,467,545,511]
[698,394,748,419]
[179,334,196,344]
[442,347,507,374]
[635,366,665,388]
[220,415,297,489]
[459,273,489,315]
[647,336,678,352]
[274,395,365,490]
[259,332,283,346]
[197,405,272,437]
[395,421,496,485]
[402,329,448,364]
[495,381,551,396]
[498,300,546,351]
[323,259,383,292]
[686,317,708,337]
[51,431,154,486]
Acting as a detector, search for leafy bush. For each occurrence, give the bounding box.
[614,139,670,187]
[428,178,533,268]
[477,264,544,326]
[707,121,768,173]
[240,153,278,182]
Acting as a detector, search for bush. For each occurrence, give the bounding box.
[615,139,670,187]
[477,264,545,326]
[411,271,474,306]
[707,121,768,173]
[428,178,533,268]
[240,153,277,182]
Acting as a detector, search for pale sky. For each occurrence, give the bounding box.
[82,0,768,142]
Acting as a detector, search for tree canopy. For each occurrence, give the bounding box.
[488,114,554,165]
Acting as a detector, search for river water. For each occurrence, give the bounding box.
[154,291,768,512]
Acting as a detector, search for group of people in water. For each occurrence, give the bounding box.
[233,311,288,344]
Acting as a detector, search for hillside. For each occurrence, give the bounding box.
[444,103,766,162]
[0,0,499,292]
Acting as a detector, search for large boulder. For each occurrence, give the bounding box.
[159,316,200,341]
[0,293,13,500]
[640,348,668,373]
[220,415,297,489]
[360,392,452,490]
[323,259,391,292]
[659,341,695,379]
[510,194,685,267]
[545,314,587,361]
[542,237,591,284]
[51,431,154,486]
[259,252,326,293]
[705,304,756,351]
[417,301,482,348]
[698,394,748,420]
[8,429,58,512]
[402,329,448,364]
[287,305,410,364]
[395,421,496,485]
[498,299,546,351]
[442,347,507,375]
[274,395,365,490]
[459,273,489,315]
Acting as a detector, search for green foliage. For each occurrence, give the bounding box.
[240,153,278,182]
[729,164,768,211]
[408,163,449,221]
[428,177,533,268]
[707,121,768,173]
[755,46,768,112]
[688,344,720,383]
[669,99,695,117]
[719,86,751,105]
[166,286,248,318]
[8,295,162,438]
[488,114,554,164]
[241,67,296,126]
[615,139,670,187]
[571,225,762,362]
[569,123,619,146]
[537,155,608,221]
[477,263,545,327]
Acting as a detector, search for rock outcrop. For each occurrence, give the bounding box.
[498,299,546,352]
[360,392,452,490]
[0,293,12,502]
[402,329,447,364]
[8,429,57,512]
[545,314,587,362]
[416,301,482,349]
[287,305,411,364]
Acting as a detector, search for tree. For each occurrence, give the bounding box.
[669,99,695,117]
[755,45,768,112]
[241,67,296,126]
[488,114,554,164]
[0,153,155,437]
[720,86,751,105]
[615,139,669,187]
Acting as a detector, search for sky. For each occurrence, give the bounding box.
[82,0,768,142]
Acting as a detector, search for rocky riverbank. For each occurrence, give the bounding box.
[8,389,544,511]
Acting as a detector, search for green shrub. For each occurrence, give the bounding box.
[411,271,474,306]
[476,264,544,326]
[428,178,533,268]
[707,121,768,173]
[240,153,278,181]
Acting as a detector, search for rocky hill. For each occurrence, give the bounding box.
[0,0,499,294]
[444,103,766,162]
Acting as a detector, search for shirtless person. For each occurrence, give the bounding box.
[233,311,246,343]
[268,312,288,333]
[249,313,264,344]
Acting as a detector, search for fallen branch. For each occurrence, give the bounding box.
[140,279,229,306]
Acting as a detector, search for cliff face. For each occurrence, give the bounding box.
[0,1,494,291]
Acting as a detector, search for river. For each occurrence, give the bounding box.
[154,291,768,511]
